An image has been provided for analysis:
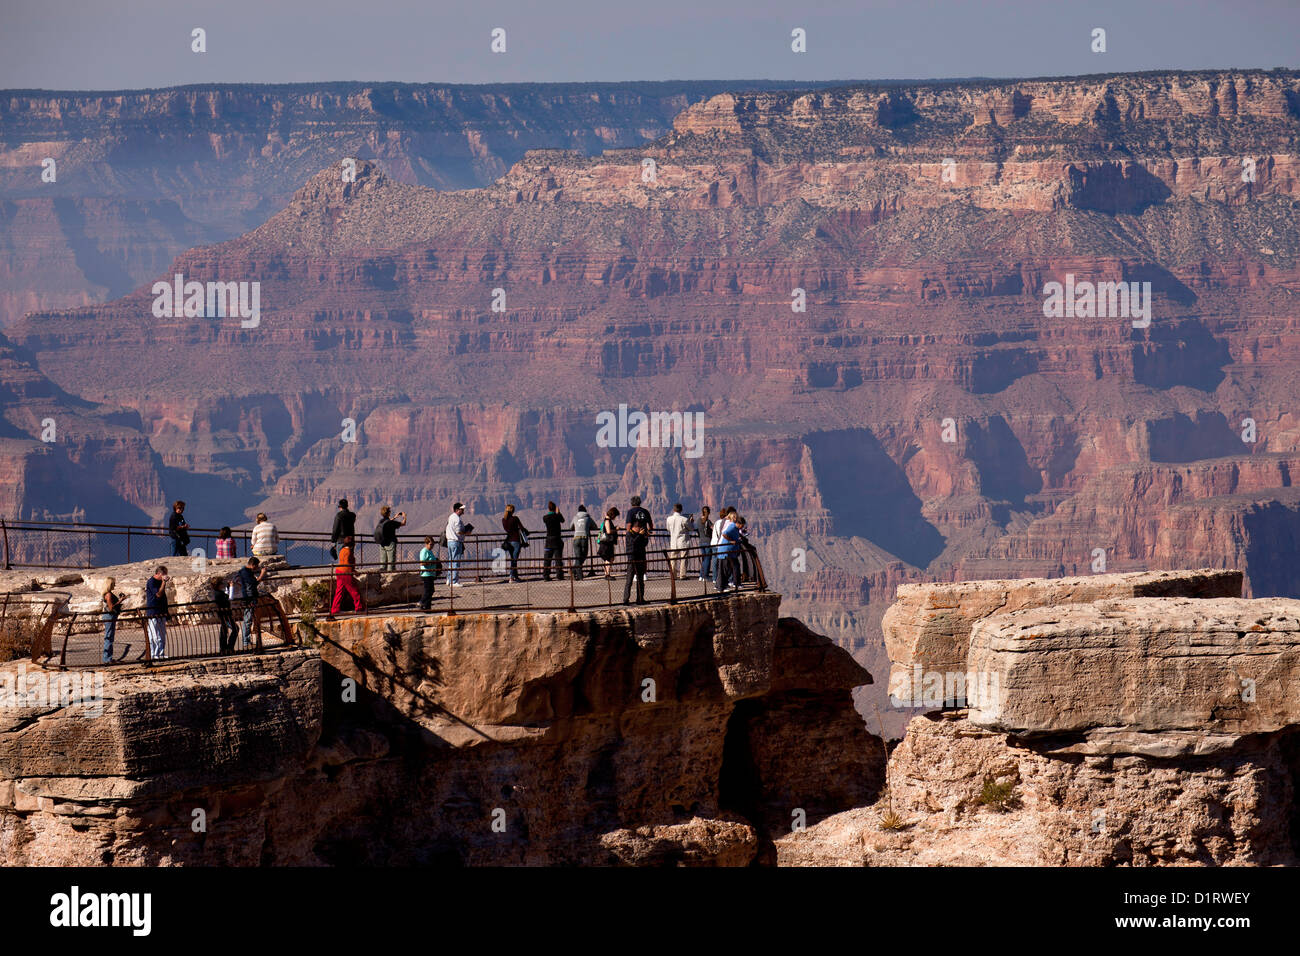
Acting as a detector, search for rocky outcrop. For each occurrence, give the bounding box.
[0,594,880,865]
[882,568,1243,703]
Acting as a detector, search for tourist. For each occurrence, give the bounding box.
[622,514,650,605]
[697,505,713,581]
[597,507,620,579]
[626,495,654,534]
[330,535,365,616]
[375,505,406,571]
[716,508,742,593]
[712,507,730,591]
[571,505,593,580]
[542,501,566,581]
[168,500,189,557]
[330,498,356,560]
[501,504,527,582]
[145,566,169,660]
[215,526,237,559]
[100,577,122,665]
[665,503,691,580]
[445,503,471,586]
[735,515,757,583]
[237,556,268,649]
[209,575,236,654]
[251,513,279,557]
[418,535,438,611]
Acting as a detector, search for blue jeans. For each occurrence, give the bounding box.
[447,539,465,583]
[101,614,117,664]
[241,605,256,648]
[505,540,522,579]
[698,543,713,579]
[147,617,166,659]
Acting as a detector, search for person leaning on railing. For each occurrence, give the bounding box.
[100,577,122,664]
[236,557,268,649]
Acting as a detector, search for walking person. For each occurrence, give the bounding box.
[418,535,439,611]
[597,507,620,579]
[501,504,528,582]
[251,512,279,557]
[697,505,713,581]
[571,505,593,580]
[330,499,356,560]
[330,535,365,616]
[100,577,122,664]
[237,556,268,650]
[375,505,406,571]
[622,514,650,605]
[542,502,566,581]
[445,503,471,587]
[209,575,237,654]
[665,503,691,580]
[215,526,237,559]
[145,566,169,660]
[168,501,190,557]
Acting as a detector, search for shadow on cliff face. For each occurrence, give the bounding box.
[965,415,1042,507]
[1242,500,1300,598]
[1131,317,1230,391]
[805,429,945,568]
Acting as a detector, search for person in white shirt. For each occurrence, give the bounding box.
[665,503,692,579]
[712,508,731,591]
[445,503,469,586]
[250,513,279,557]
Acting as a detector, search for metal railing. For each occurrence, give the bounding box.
[1,591,72,663]
[5,538,766,670]
[32,594,296,669]
[0,515,713,572]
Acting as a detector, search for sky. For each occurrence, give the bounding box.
[1,0,1298,90]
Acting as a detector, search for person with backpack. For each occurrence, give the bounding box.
[209,574,237,654]
[375,505,407,571]
[418,535,439,611]
[697,505,713,581]
[237,556,268,649]
[571,505,594,580]
[167,501,190,557]
[622,515,650,605]
[501,504,528,582]
[330,535,365,616]
[542,501,566,581]
[597,507,620,579]
[100,577,122,664]
[330,499,356,560]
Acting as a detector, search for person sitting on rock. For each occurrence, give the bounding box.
[251,512,279,557]
[215,526,237,560]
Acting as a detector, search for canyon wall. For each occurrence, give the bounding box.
[4,69,1300,734]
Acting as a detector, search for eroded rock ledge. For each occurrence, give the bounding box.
[0,593,882,866]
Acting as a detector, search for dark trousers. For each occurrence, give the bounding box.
[217,612,236,654]
[420,575,436,610]
[172,537,187,557]
[572,538,589,579]
[717,553,739,591]
[543,541,565,580]
[623,556,647,603]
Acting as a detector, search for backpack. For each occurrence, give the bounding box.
[373,519,385,545]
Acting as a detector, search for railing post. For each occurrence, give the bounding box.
[668,548,677,605]
[126,526,131,564]
[567,556,576,613]
[1,517,10,570]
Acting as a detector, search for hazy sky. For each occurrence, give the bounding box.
[3,0,1297,90]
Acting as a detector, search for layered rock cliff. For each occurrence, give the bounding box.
[0,595,882,865]
[5,69,1300,734]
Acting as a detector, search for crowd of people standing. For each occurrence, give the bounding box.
[102,495,757,661]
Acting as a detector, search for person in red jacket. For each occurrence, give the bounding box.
[329,535,365,616]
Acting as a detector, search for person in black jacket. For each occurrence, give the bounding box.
[330,498,356,560]
[168,501,190,557]
[542,501,566,581]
